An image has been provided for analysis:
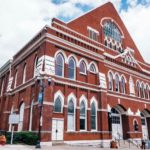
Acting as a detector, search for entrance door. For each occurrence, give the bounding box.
[52,119,64,141]
[141,113,148,139]
[111,108,123,140]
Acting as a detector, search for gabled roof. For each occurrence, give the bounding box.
[67,2,145,64]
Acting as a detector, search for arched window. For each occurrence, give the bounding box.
[134,120,139,131]
[136,82,140,97]
[103,21,122,43]
[0,78,4,96]
[121,76,126,94]
[54,96,62,113]
[141,113,146,125]
[79,61,86,74]
[91,102,96,130]
[14,71,18,88]
[68,57,76,79]
[55,54,64,77]
[22,64,26,84]
[141,83,145,98]
[34,56,39,77]
[109,42,112,49]
[115,74,120,92]
[67,99,75,131]
[18,102,25,131]
[105,40,107,46]
[80,101,86,130]
[145,85,149,99]
[108,72,113,91]
[89,63,96,73]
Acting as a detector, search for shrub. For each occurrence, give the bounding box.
[6,132,38,145]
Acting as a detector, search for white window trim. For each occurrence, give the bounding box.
[0,79,4,96]
[54,90,64,113]
[87,26,99,34]
[55,53,65,78]
[14,71,18,88]
[68,57,76,80]
[90,97,98,131]
[67,95,76,132]
[22,65,27,84]
[79,95,88,131]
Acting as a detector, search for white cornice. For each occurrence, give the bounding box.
[107,92,150,104]
[50,26,104,52]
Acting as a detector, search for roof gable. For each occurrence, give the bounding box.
[67,2,145,63]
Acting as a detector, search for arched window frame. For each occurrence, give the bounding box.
[33,56,39,77]
[22,64,27,84]
[14,70,18,88]
[145,84,149,100]
[0,78,4,96]
[55,53,65,77]
[67,93,76,131]
[90,97,97,131]
[136,81,141,97]
[121,76,126,94]
[79,95,87,131]
[68,57,76,80]
[141,83,145,99]
[108,71,113,91]
[88,62,98,74]
[79,60,87,75]
[115,74,120,92]
[18,102,25,131]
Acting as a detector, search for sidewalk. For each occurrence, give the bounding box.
[0,144,142,150]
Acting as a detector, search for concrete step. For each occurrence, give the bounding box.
[118,140,140,149]
[52,141,66,146]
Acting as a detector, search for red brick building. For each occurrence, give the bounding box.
[0,2,150,147]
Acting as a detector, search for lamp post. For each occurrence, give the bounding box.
[35,75,52,149]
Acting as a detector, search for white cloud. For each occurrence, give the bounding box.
[120,3,150,63]
[0,0,149,68]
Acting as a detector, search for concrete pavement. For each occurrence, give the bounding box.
[0,144,145,150]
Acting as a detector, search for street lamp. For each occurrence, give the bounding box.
[35,75,52,149]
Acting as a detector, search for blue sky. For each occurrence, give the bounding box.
[0,0,150,67]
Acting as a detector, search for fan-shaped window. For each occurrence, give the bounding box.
[67,99,75,131]
[22,64,27,84]
[55,54,64,77]
[90,63,96,73]
[108,72,113,91]
[103,21,122,42]
[54,96,62,113]
[121,76,126,94]
[111,108,119,114]
[68,57,76,79]
[79,61,86,74]
[80,101,86,130]
[115,74,120,92]
[136,82,140,97]
[91,102,96,130]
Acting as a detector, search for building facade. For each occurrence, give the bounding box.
[0,2,150,147]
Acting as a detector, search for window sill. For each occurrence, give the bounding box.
[89,71,97,74]
[79,72,87,76]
